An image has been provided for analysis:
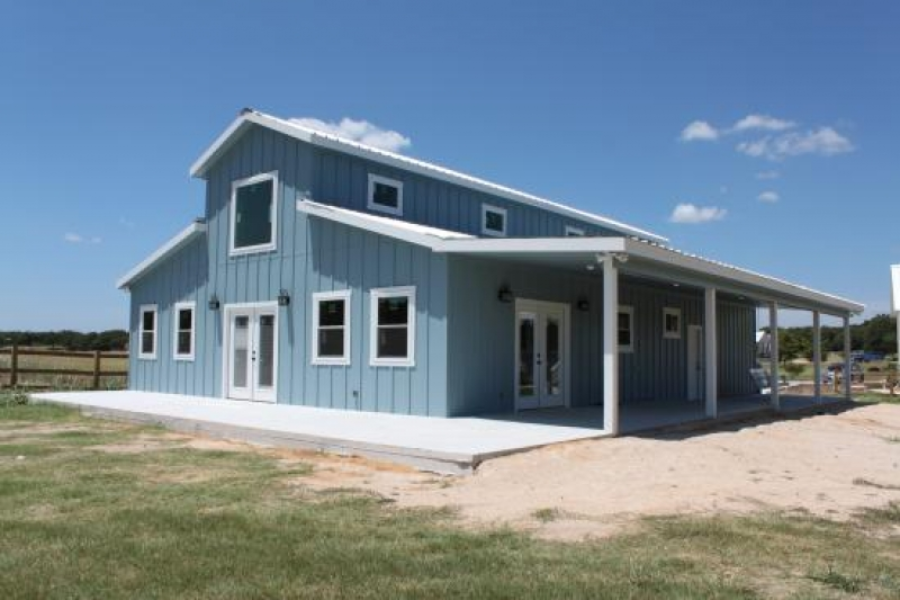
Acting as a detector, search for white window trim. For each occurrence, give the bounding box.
[481,204,508,237]
[618,305,634,353]
[663,307,682,340]
[173,301,196,361]
[311,290,352,366]
[367,174,404,216]
[229,171,279,257]
[138,304,158,360]
[565,225,585,237]
[369,286,416,367]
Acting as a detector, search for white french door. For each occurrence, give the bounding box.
[224,303,278,403]
[515,299,569,410]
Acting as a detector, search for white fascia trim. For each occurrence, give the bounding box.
[173,301,196,362]
[369,286,416,368]
[192,110,668,243]
[117,222,207,290]
[438,236,627,254]
[624,239,865,315]
[311,290,352,366]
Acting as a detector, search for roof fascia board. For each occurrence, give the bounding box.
[192,111,667,243]
[436,236,626,255]
[117,222,207,290]
[624,239,863,315]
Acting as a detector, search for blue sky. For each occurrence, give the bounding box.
[0,1,897,330]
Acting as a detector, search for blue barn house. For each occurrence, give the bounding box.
[117,109,863,435]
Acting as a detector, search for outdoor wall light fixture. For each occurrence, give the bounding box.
[278,289,291,307]
[497,285,514,304]
[577,297,590,312]
[208,294,220,311]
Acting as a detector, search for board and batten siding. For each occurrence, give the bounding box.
[445,259,759,416]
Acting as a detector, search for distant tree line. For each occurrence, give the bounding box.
[0,330,128,351]
[765,314,897,361]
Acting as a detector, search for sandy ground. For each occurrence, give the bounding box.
[287,403,900,540]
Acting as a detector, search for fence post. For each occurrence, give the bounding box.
[10,344,18,387]
[92,351,102,390]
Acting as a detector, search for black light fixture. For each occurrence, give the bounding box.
[577,297,590,312]
[208,294,220,311]
[497,285,513,304]
[278,289,291,307]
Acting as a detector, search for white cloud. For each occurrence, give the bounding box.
[737,127,854,160]
[731,114,796,133]
[63,232,101,244]
[680,120,719,142]
[756,170,780,180]
[290,117,412,153]
[669,203,728,224]
[757,191,780,203]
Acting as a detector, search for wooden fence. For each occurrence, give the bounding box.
[0,345,128,389]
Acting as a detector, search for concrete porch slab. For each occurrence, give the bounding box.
[31,391,611,474]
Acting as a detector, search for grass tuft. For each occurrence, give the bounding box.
[808,564,865,594]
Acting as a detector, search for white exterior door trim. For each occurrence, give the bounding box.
[513,298,571,411]
[222,301,279,403]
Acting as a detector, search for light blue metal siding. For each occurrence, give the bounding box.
[445,261,759,415]
[311,145,621,238]
[128,234,211,395]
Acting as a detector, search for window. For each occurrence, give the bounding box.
[663,307,681,340]
[230,171,278,256]
[312,290,351,365]
[565,225,585,237]
[367,174,403,216]
[139,305,158,360]
[618,306,634,353]
[481,204,507,237]
[173,302,196,361]
[370,287,416,367]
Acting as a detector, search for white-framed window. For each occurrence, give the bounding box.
[565,225,585,237]
[229,171,278,256]
[173,302,196,361]
[618,305,634,353]
[481,204,507,237]
[312,290,351,365]
[367,174,403,216]
[663,307,682,340]
[138,304,158,360]
[370,286,416,367]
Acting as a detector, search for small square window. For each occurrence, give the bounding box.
[139,305,157,360]
[482,204,507,237]
[663,307,681,339]
[370,287,416,367]
[230,172,278,256]
[618,306,634,353]
[367,174,403,216]
[565,226,585,237]
[312,291,351,365]
[174,302,195,361]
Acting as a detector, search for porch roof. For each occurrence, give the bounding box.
[299,200,864,316]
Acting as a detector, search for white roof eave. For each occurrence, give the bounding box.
[116,221,207,290]
[192,109,668,244]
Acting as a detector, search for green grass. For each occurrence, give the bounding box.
[1,400,900,599]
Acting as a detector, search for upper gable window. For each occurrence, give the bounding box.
[367,174,403,216]
[565,225,585,237]
[481,204,507,237]
[230,172,278,256]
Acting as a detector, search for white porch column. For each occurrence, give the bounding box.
[769,302,780,410]
[602,257,620,435]
[812,311,822,403]
[843,314,853,400]
[704,287,718,418]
